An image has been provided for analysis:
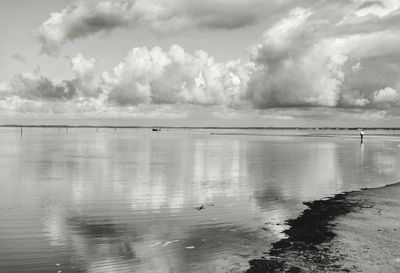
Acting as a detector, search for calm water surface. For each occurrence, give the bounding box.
[1,129,400,273]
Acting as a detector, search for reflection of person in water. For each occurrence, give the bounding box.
[360,129,365,142]
[360,141,365,166]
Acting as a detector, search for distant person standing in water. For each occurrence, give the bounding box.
[360,129,365,142]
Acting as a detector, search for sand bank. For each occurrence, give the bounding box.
[245,182,400,273]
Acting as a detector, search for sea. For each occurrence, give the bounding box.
[1,128,400,273]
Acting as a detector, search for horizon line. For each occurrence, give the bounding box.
[1,125,400,130]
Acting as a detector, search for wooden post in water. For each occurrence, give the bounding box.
[20,125,23,136]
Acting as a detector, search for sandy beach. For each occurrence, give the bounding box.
[245,182,400,273]
[332,183,400,272]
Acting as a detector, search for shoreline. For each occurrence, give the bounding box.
[245,182,400,273]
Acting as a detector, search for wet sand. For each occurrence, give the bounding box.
[245,182,400,273]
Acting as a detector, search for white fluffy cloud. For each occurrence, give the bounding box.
[0,48,251,114]
[103,45,250,107]
[71,53,96,76]
[373,87,400,104]
[70,54,102,97]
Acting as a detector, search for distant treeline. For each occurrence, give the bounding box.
[1,125,400,131]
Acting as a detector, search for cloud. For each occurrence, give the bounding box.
[9,73,77,101]
[0,48,250,115]
[372,87,400,104]
[103,45,250,107]
[0,95,107,115]
[340,90,370,107]
[37,0,296,54]
[354,0,400,18]
[71,53,96,76]
[38,1,134,54]
[352,62,362,72]
[39,0,400,55]
[11,54,28,65]
[246,8,345,108]
[3,0,400,121]
[2,53,102,105]
[245,3,400,110]
[0,82,9,93]
[70,53,102,97]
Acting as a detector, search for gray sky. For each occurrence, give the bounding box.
[1,0,400,126]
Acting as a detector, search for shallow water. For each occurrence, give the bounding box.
[1,128,400,273]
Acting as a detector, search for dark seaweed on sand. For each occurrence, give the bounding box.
[246,192,364,273]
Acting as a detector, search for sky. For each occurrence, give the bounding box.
[1,0,400,126]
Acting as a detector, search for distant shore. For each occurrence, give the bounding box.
[245,182,400,273]
[2,125,400,131]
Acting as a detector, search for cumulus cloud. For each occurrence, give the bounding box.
[9,73,76,101]
[246,8,351,108]
[0,48,250,114]
[0,53,103,112]
[245,2,400,111]
[103,45,250,107]
[71,53,96,76]
[37,0,295,54]
[70,54,102,97]
[372,87,400,105]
